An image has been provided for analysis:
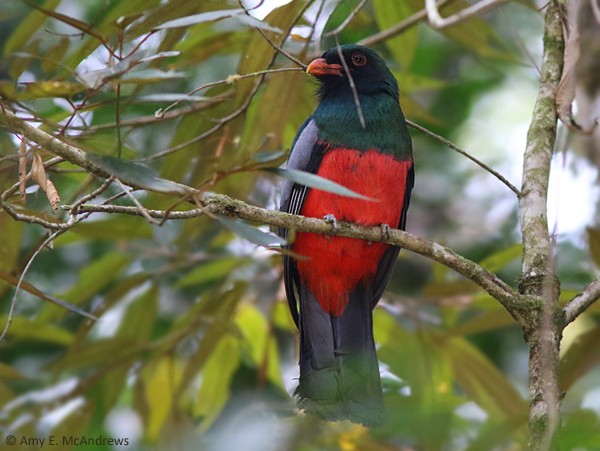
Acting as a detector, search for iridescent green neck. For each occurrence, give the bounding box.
[312,92,412,159]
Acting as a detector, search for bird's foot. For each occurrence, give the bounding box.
[380,223,391,242]
[323,214,339,235]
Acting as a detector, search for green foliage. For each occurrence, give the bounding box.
[0,1,598,450]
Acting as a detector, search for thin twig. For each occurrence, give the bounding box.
[335,36,366,129]
[114,178,161,225]
[239,0,307,69]
[359,0,451,47]
[406,119,521,196]
[324,0,369,37]
[0,225,98,342]
[62,203,205,219]
[425,0,509,29]
[563,280,600,324]
[156,67,301,118]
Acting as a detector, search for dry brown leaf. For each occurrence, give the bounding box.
[18,138,27,203]
[31,153,60,211]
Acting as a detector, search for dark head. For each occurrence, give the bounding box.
[306,44,399,101]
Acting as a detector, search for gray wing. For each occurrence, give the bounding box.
[279,118,322,327]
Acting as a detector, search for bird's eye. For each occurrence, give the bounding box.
[350,52,367,67]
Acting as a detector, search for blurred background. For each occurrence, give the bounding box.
[1,0,599,449]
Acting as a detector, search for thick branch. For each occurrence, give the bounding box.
[517,2,565,450]
[65,199,521,318]
[519,2,564,290]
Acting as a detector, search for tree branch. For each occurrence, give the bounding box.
[517,1,565,449]
[406,119,521,196]
[425,0,508,29]
[358,0,451,47]
[563,279,600,324]
[0,104,522,322]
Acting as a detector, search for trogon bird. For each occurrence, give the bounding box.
[279,44,414,425]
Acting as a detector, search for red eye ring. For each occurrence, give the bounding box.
[351,52,367,67]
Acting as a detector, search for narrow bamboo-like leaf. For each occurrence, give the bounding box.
[435,335,526,419]
[587,227,600,268]
[21,0,107,45]
[0,269,97,320]
[156,9,244,29]
[266,167,377,201]
[252,150,286,164]
[235,303,284,389]
[142,357,182,441]
[0,316,73,345]
[395,72,449,93]
[53,217,153,245]
[374,0,418,70]
[234,14,283,33]
[479,244,522,273]
[450,310,516,336]
[13,80,86,100]
[59,251,131,305]
[51,338,136,371]
[87,154,190,195]
[216,217,286,247]
[194,334,241,429]
[131,94,210,103]
[117,285,158,343]
[3,0,61,56]
[559,324,600,391]
[119,69,187,83]
[0,363,25,380]
[175,258,249,288]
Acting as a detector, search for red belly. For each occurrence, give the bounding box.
[293,148,412,316]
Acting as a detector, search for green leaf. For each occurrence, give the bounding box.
[436,1,515,62]
[235,0,307,103]
[451,310,516,336]
[234,14,283,33]
[53,216,153,245]
[266,167,377,201]
[0,316,73,345]
[175,258,249,288]
[20,0,107,47]
[59,251,132,305]
[52,338,137,371]
[373,0,418,70]
[131,94,211,103]
[0,212,24,274]
[3,0,61,56]
[118,69,187,84]
[235,303,283,389]
[117,285,158,342]
[479,244,522,273]
[0,363,25,380]
[142,357,182,441]
[0,269,97,320]
[156,9,244,29]
[216,217,286,247]
[194,334,241,430]
[559,323,600,392]
[435,335,526,419]
[587,227,600,268]
[87,154,190,195]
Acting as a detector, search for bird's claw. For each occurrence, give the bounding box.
[323,214,339,235]
[380,223,391,242]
